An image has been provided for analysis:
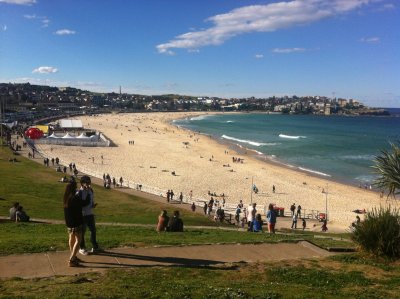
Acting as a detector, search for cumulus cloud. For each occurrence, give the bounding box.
[54,29,76,35]
[156,0,374,54]
[255,54,264,59]
[32,66,58,74]
[0,0,36,5]
[360,36,380,43]
[1,25,6,31]
[272,47,306,53]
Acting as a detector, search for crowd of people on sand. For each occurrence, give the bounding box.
[9,202,30,222]
[63,175,101,267]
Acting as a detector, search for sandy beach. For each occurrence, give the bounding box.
[36,112,398,230]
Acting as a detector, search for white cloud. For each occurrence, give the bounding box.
[54,29,76,35]
[272,47,306,53]
[0,0,36,5]
[156,0,374,54]
[1,25,6,31]
[255,54,264,59]
[32,66,58,74]
[360,36,380,43]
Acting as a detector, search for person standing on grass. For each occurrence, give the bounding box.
[78,176,100,255]
[63,178,90,267]
[168,210,184,232]
[266,203,277,234]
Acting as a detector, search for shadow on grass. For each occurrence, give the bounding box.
[83,250,237,270]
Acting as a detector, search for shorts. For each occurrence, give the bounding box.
[67,225,82,233]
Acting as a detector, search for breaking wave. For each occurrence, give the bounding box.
[298,167,331,177]
[221,135,272,147]
[279,134,306,139]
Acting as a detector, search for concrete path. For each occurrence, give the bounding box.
[0,241,333,279]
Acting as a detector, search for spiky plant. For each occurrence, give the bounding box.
[373,143,400,197]
[352,206,400,258]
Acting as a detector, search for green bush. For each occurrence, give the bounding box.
[352,206,400,258]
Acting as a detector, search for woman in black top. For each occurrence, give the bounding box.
[63,179,90,267]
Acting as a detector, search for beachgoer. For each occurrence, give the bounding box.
[191,202,196,212]
[179,192,183,204]
[166,190,171,202]
[156,210,169,232]
[63,179,90,267]
[235,205,241,224]
[291,213,298,229]
[290,203,296,216]
[119,177,123,187]
[252,214,263,232]
[216,206,225,222]
[272,185,276,193]
[15,206,30,222]
[79,176,100,255]
[247,203,257,231]
[189,190,193,201]
[302,218,306,231]
[168,210,184,232]
[170,190,174,201]
[9,202,19,221]
[321,220,328,232]
[297,205,302,217]
[203,202,208,215]
[266,203,276,234]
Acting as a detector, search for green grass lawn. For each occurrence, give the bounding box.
[0,146,214,226]
[0,254,399,298]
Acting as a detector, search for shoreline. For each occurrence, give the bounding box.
[172,112,379,191]
[35,112,398,229]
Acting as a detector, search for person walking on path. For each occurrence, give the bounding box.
[203,202,208,215]
[291,213,298,229]
[302,218,306,231]
[63,178,90,267]
[78,176,100,255]
[266,203,277,234]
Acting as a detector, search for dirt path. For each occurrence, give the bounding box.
[0,241,334,279]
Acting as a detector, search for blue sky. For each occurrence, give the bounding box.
[0,0,399,107]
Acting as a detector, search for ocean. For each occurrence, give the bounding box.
[174,112,400,186]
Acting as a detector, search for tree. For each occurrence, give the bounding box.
[373,143,400,198]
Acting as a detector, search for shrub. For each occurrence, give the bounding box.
[351,206,400,258]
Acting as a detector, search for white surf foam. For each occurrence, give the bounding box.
[221,135,270,147]
[298,167,331,177]
[190,115,210,121]
[279,134,306,139]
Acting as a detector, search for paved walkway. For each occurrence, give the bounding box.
[0,241,334,279]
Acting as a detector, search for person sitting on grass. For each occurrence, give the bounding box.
[252,214,263,232]
[15,206,30,222]
[156,210,169,232]
[168,210,184,232]
[9,202,19,221]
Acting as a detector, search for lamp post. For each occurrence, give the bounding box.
[324,184,328,221]
[250,176,254,204]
